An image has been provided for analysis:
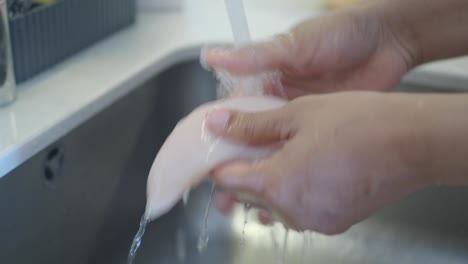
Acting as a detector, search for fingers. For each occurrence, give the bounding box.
[202,33,296,75]
[206,106,296,145]
[213,163,278,223]
[213,156,287,227]
[214,191,237,215]
[258,210,274,225]
[213,161,269,196]
[214,190,275,226]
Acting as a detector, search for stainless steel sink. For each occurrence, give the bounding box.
[1,59,468,264]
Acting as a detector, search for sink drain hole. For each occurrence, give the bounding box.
[44,167,54,181]
[43,145,65,186]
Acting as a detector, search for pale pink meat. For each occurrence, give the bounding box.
[145,96,287,221]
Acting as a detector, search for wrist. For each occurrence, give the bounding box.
[377,94,468,189]
[343,0,421,70]
[412,94,468,187]
[377,95,436,189]
[372,0,468,65]
[364,0,421,68]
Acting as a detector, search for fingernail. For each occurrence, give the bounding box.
[258,210,274,225]
[209,47,232,56]
[217,162,250,176]
[205,48,234,64]
[201,46,232,71]
[199,47,212,71]
[206,110,231,134]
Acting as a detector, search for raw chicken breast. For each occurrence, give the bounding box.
[145,96,287,221]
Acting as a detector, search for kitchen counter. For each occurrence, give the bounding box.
[1,0,468,178]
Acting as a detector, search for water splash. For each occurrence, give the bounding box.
[128,215,150,264]
[198,183,216,253]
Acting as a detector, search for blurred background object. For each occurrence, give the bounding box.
[137,0,184,11]
[325,0,361,9]
[8,0,56,17]
[6,0,136,83]
[0,0,16,106]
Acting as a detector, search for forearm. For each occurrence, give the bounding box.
[371,0,468,66]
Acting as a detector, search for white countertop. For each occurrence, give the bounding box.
[1,0,468,178]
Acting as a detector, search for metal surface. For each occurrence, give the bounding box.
[1,60,468,263]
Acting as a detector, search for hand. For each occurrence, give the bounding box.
[207,92,439,234]
[203,3,415,99]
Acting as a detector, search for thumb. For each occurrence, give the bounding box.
[206,107,296,145]
[202,32,296,75]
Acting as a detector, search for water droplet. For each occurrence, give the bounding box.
[304,232,314,263]
[176,228,187,263]
[281,227,289,264]
[241,203,251,246]
[183,190,190,207]
[270,227,281,264]
[300,233,307,264]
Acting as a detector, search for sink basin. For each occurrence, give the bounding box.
[1,58,468,264]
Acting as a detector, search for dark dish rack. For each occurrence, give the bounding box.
[7,0,136,83]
